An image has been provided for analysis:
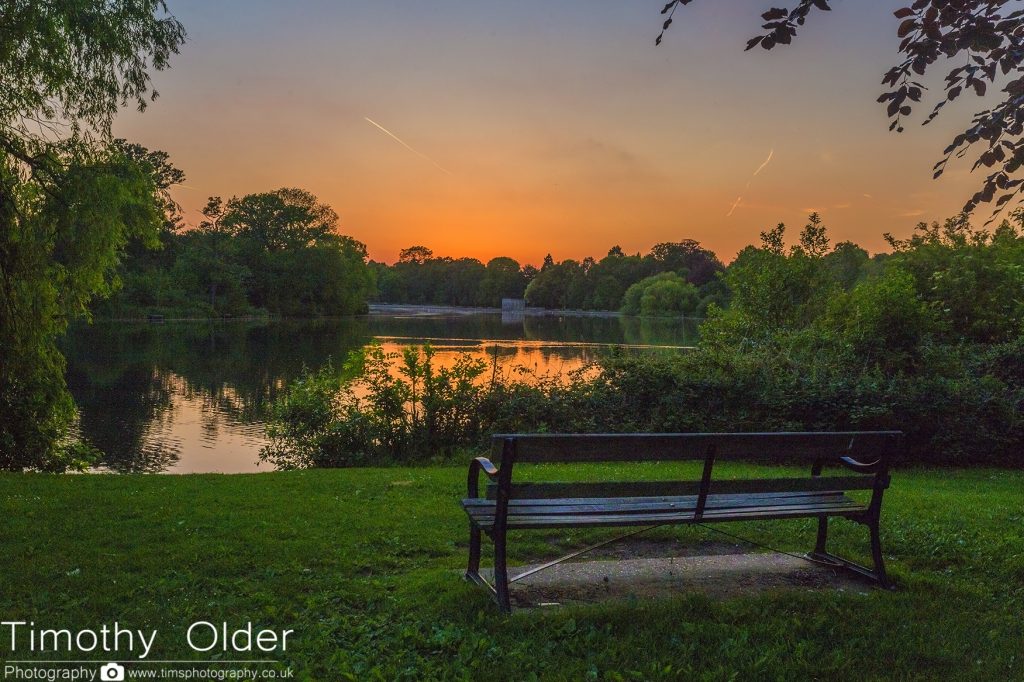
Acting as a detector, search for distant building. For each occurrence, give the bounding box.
[501,298,525,312]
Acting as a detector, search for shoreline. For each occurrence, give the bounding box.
[88,305,704,322]
[368,303,624,318]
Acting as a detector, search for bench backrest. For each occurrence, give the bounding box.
[486,432,901,502]
[491,432,902,464]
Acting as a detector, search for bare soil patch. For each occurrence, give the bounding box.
[478,539,871,608]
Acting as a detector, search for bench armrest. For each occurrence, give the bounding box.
[471,456,498,477]
[838,456,884,474]
[467,456,499,498]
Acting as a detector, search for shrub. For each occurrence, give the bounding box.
[621,273,700,317]
[263,342,1023,468]
[261,344,495,467]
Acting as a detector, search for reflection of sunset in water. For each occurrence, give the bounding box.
[85,374,268,474]
[88,343,619,474]
[65,316,698,473]
[369,338,639,382]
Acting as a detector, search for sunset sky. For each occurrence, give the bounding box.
[113,1,991,265]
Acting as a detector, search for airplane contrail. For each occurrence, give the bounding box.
[726,196,743,217]
[364,116,453,175]
[752,148,774,177]
[726,147,774,217]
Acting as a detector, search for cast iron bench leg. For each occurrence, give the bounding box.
[493,529,512,613]
[808,514,892,589]
[815,514,829,555]
[465,521,482,581]
[868,518,891,588]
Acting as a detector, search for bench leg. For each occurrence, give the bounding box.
[868,518,891,589]
[463,523,513,612]
[814,514,829,554]
[493,530,512,614]
[806,516,892,589]
[465,522,482,580]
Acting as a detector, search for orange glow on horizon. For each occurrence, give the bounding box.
[120,2,990,268]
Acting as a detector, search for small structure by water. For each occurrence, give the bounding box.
[501,298,526,312]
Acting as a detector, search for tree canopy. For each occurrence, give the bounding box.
[0,0,186,470]
[1,1,184,145]
[103,182,375,318]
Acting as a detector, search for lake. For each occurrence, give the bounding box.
[62,312,699,473]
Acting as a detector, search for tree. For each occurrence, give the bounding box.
[221,188,337,252]
[208,189,371,315]
[585,249,647,309]
[478,257,527,306]
[524,259,585,309]
[174,230,251,314]
[199,197,229,234]
[0,2,185,471]
[96,141,190,317]
[112,138,186,234]
[647,239,723,285]
[436,258,487,306]
[658,1,1024,217]
[399,245,433,264]
[822,268,936,373]
[621,273,701,317]
[705,217,839,342]
[258,237,373,316]
[884,213,1024,343]
[824,241,871,290]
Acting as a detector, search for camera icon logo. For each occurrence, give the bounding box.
[100,662,125,681]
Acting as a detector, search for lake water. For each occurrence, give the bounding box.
[62,312,699,473]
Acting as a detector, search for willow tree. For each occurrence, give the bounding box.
[0,2,186,470]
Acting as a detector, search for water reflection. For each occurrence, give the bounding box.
[61,314,698,473]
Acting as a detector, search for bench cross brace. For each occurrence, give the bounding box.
[509,524,665,584]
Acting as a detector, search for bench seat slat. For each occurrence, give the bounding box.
[465,494,859,517]
[468,502,865,530]
[472,488,858,508]
[464,491,854,516]
[463,493,866,530]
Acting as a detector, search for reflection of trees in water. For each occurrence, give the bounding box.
[521,315,626,344]
[61,315,697,472]
[361,312,701,348]
[65,361,180,473]
[617,316,701,347]
[162,320,370,420]
[62,319,372,472]
[368,312,637,345]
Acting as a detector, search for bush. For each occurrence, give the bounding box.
[262,341,1023,468]
[261,344,494,467]
[260,344,607,467]
[621,273,701,317]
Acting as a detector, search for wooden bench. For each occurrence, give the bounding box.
[461,431,901,612]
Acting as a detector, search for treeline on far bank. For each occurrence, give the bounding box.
[370,242,730,314]
[370,216,890,317]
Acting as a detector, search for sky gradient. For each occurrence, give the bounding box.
[114,1,989,265]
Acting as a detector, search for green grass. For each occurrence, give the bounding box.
[1,464,1022,680]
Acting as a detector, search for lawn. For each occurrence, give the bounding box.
[0,464,1021,680]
